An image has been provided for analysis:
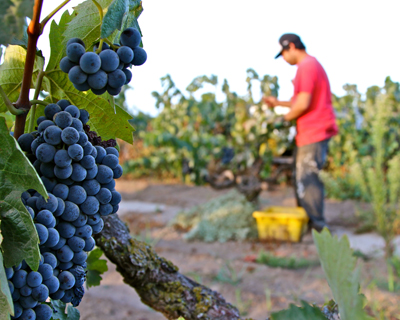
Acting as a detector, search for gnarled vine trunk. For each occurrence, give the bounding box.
[94,214,246,320]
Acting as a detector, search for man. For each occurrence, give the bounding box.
[263,33,338,231]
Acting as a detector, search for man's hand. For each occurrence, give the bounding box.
[262,96,278,108]
[283,92,311,121]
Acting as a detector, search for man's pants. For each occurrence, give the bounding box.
[293,139,330,227]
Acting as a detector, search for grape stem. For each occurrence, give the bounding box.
[95,39,105,54]
[40,0,71,30]
[29,99,49,107]
[104,39,120,50]
[14,0,44,139]
[92,0,104,21]
[0,84,25,115]
[28,69,46,133]
[92,0,105,54]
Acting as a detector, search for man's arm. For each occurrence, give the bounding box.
[262,92,312,121]
[262,96,291,108]
[283,92,311,121]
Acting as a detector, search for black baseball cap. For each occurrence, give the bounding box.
[275,33,305,59]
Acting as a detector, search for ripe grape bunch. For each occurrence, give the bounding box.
[60,27,147,96]
[6,100,123,320]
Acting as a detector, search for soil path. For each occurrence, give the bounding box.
[77,179,400,320]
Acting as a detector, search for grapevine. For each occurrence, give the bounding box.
[60,28,147,95]
[0,0,145,319]
[7,101,123,319]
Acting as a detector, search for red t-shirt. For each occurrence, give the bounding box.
[292,55,338,146]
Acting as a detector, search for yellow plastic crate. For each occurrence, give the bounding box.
[252,206,309,242]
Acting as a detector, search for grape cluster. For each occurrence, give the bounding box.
[60,27,147,96]
[221,147,235,165]
[7,99,123,320]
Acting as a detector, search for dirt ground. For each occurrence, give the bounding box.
[77,179,400,320]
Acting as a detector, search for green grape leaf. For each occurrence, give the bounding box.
[86,247,108,288]
[101,0,129,39]
[51,300,80,320]
[0,45,44,113]
[128,0,141,10]
[271,301,327,320]
[65,305,80,320]
[64,0,143,47]
[0,117,47,270]
[42,69,134,143]
[108,93,116,114]
[46,10,74,72]
[119,1,143,45]
[312,229,374,320]
[44,14,134,142]
[0,251,14,320]
[0,112,15,130]
[62,0,114,48]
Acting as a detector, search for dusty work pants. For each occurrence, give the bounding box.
[293,139,330,227]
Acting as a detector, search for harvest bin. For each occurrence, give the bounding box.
[252,206,309,242]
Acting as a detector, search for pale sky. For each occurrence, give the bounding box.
[40,0,400,116]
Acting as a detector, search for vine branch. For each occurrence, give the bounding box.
[0,85,25,115]
[28,69,46,133]
[95,214,243,320]
[14,0,44,139]
[40,0,71,30]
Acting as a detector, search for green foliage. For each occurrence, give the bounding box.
[51,300,80,320]
[0,251,14,319]
[323,78,400,203]
[0,1,146,319]
[43,8,135,143]
[63,0,115,46]
[390,256,400,278]
[214,261,245,285]
[0,45,44,113]
[46,10,74,72]
[270,301,327,320]
[124,71,293,184]
[335,85,400,254]
[86,247,109,288]
[0,117,47,270]
[172,189,258,242]
[0,112,15,130]
[101,0,129,38]
[322,79,400,257]
[0,0,34,46]
[313,229,373,320]
[127,110,152,133]
[256,251,319,269]
[64,0,143,47]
